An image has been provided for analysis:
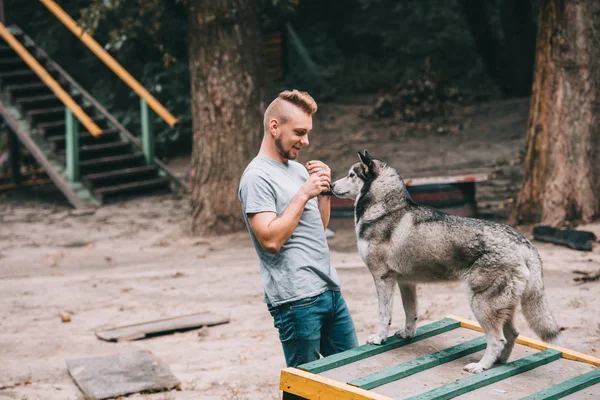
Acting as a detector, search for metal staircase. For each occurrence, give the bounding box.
[0,24,184,207]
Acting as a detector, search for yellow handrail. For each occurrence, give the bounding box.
[0,22,102,136]
[39,0,178,127]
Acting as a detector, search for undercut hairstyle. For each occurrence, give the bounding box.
[263,90,318,132]
[278,90,318,115]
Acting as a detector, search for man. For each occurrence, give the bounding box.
[238,90,358,397]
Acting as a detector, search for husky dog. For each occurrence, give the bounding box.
[330,150,560,374]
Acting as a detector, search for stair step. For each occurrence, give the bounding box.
[82,165,160,189]
[36,114,104,136]
[79,153,146,175]
[0,57,25,70]
[26,106,67,124]
[80,140,130,152]
[17,94,62,110]
[63,141,132,160]
[47,128,120,150]
[93,177,170,202]
[0,44,14,54]
[4,82,51,101]
[0,69,36,86]
[36,120,66,136]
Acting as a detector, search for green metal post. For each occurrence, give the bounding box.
[140,98,154,164]
[65,108,79,181]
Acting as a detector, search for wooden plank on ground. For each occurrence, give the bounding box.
[349,336,488,390]
[298,318,461,374]
[95,312,229,342]
[521,368,600,400]
[405,349,562,400]
[67,350,180,400]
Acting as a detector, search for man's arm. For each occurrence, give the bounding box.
[249,172,327,254]
[307,160,332,230]
[317,195,331,229]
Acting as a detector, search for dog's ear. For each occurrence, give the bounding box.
[358,150,374,168]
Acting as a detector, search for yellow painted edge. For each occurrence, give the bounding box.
[280,368,393,400]
[446,315,600,367]
[40,0,178,127]
[0,22,102,136]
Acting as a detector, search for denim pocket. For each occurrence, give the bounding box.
[270,307,296,342]
[289,294,320,310]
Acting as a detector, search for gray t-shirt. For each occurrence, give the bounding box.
[238,156,340,306]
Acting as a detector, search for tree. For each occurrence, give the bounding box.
[461,0,537,97]
[512,0,600,227]
[188,0,268,235]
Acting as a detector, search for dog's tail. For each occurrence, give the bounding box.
[521,252,561,344]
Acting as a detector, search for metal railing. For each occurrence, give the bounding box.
[0,21,101,182]
[39,0,178,166]
[17,28,188,191]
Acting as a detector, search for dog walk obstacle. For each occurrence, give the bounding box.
[330,168,498,221]
[280,316,600,399]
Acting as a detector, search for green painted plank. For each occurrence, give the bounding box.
[521,368,600,400]
[406,349,562,400]
[349,336,487,390]
[298,318,461,374]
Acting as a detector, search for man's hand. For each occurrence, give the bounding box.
[307,160,332,229]
[300,171,330,199]
[306,160,331,192]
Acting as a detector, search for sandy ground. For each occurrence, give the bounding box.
[1,98,599,400]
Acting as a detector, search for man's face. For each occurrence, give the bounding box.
[274,107,312,160]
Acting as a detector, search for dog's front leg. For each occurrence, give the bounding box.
[367,271,396,345]
[395,282,417,339]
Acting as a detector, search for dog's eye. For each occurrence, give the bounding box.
[349,173,355,178]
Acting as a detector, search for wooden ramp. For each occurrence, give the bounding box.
[280,316,600,400]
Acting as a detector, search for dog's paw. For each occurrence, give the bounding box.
[394,328,415,339]
[367,334,386,345]
[495,355,509,365]
[463,362,486,374]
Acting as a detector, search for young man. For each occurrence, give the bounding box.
[239,90,358,395]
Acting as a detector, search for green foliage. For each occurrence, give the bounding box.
[284,0,494,95]
[4,0,528,156]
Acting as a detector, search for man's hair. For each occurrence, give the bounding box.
[278,90,318,115]
[263,90,317,132]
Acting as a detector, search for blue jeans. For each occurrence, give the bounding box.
[268,290,358,368]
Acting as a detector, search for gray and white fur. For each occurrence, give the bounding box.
[331,150,560,374]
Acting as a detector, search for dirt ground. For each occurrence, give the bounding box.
[1,98,599,400]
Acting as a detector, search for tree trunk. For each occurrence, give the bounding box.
[188,0,267,236]
[513,0,600,227]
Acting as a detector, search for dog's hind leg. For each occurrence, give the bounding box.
[367,270,397,345]
[464,292,509,374]
[463,264,525,374]
[497,312,519,364]
[395,282,417,339]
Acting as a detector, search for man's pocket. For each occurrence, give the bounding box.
[268,306,296,342]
